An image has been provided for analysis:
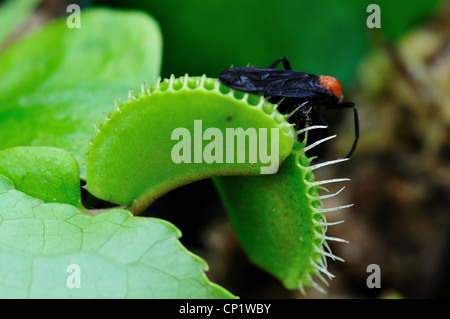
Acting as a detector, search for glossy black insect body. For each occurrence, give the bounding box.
[219,57,359,158]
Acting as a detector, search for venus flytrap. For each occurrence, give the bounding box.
[214,127,351,294]
[0,75,351,297]
[0,4,352,296]
[85,76,295,214]
[86,76,351,294]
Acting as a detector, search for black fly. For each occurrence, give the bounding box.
[219,57,359,158]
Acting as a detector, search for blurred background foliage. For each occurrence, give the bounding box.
[1,0,449,298]
[95,0,443,86]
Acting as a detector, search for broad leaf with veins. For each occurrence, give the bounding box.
[0,8,162,178]
[0,174,234,298]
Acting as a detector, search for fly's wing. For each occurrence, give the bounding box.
[219,67,332,100]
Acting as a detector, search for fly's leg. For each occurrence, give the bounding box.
[268,57,292,70]
[311,107,331,136]
[326,102,359,158]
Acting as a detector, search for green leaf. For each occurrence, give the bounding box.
[0,8,162,178]
[0,174,234,298]
[214,141,344,291]
[0,0,40,47]
[86,76,295,213]
[0,146,81,207]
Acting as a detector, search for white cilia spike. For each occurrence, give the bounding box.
[315,248,345,262]
[169,74,176,86]
[311,280,328,295]
[155,76,162,89]
[303,134,337,153]
[307,155,318,163]
[182,73,191,89]
[315,220,345,227]
[318,203,354,213]
[93,123,101,134]
[262,96,274,110]
[322,239,333,255]
[318,254,328,270]
[128,89,138,101]
[102,112,111,122]
[140,81,146,94]
[256,95,265,107]
[302,131,309,145]
[308,158,349,171]
[113,98,121,113]
[310,178,350,186]
[315,271,330,286]
[199,74,207,87]
[306,274,328,295]
[295,125,328,137]
[323,235,349,243]
[317,186,346,200]
[263,96,272,103]
[214,77,220,89]
[313,262,335,279]
[286,102,307,119]
[274,97,285,111]
[298,283,306,296]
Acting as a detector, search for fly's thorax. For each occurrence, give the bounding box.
[318,75,343,100]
